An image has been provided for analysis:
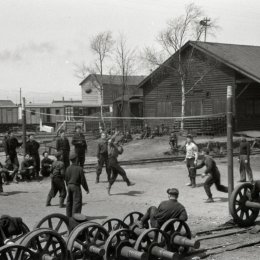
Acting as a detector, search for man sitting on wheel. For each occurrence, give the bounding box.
[135,188,188,229]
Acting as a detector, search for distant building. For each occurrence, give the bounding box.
[79,74,145,112]
[138,41,260,132]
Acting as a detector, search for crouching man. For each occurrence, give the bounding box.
[136,188,188,228]
[196,148,228,203]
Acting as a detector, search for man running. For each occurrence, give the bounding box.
[96,132,110,183]
[196,148,228,203]
[107,132,134,195]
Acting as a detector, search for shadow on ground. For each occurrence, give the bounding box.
[112,190,144,196]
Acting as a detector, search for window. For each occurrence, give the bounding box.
[31,110,36,115]
[55,109,60,115]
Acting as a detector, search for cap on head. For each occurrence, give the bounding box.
[59,129,65,134]
[187,134,193,139]
[42,151,48,156]
[75,125,82,130]
[69,152,77,161]
[167,188,179,196]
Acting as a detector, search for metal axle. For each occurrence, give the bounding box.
[120,246,147,260]
[151,246,177,260]
[173,235,200,249]
[245,201,260,209]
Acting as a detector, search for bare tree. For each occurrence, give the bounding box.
[114,33,137,118]
[88,31,114,125]
[143,3,219,129]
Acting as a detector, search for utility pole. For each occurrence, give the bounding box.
[19,88,22,105]
[200,17,211,42]
[227,85,234,211]
[22,97,27,155]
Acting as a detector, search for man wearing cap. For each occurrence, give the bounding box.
[6,130,22,168]
[238,137,253,183]
[46,151,67,208]
[136,188,187,228]
[56,129,70,169]
[25,134,40,179]
[196,148,228,203]
[65,152,89,217]
[72,126,87,168]
[96,132,110,184]
[184,134,198,188]
[107,132,135,195]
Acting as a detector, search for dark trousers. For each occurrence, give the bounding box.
[66,184,82,217]
[20,169,35,180]
[108,157,130,187]
[48,177,67,199]
[186,158,196,178]
[141,206,160,228]
[239,155,253,182]
[41,167,52,177]
[252,180,260,200]
[204,170,228,199]
[63,152,70,169]
[32,154,40,173]
[9,154,19,168]
[77,153,85,168]
[0,175,3,192]
[96,154,111,181]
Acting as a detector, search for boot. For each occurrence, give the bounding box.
[46,195,52,207]
[59,197,66,208]
[95,177,99,184]
[107,185,111,196]
[191,178,196,188]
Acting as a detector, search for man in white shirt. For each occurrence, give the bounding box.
[184,134,198,188]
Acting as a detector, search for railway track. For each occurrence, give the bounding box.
[184,224,260,259]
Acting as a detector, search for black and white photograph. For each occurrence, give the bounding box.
[1,0,260,259]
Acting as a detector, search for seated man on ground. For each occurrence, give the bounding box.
[20,154,35,180]
[41,151,53,177]
[136,188,188,229]
[1,157,19,184]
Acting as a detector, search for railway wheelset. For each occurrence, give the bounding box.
[0,211,200,260]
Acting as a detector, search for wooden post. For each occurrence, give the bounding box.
[22,97,27,155]
[227,86,234,208]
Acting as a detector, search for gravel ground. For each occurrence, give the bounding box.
[1,156,260,259]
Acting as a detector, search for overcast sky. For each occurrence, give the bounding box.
[1,0,260,103]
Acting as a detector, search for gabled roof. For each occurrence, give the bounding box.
[0,100,16,106]
[138,41,260,87]
[79,74,146,86]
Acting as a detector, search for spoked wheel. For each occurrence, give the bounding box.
[230,183,259,227]
[122,212,148,228]
[160,218,191,254]
[134,228,171,260]
[102,218,129,233]
[34,213,69,239]
[67,222,108,260]
[0,244,36,260]
[20,228,67,260]
[104,229,142,260]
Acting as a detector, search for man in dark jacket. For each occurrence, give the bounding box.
[107,132,134,195]
[7,130,22,168]
[72,126,87,168]
[96,132,110,183]
[2,132,10,157]
[41,151,53,177]
[20,154,35,180]
[136,188,188,228]
[196,148,228,203]
[56,129,70,169]
[26,134,40,178]
[65,153,89,217]
[46,151,67,208]
[238,137,253,183]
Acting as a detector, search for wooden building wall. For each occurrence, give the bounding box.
[142,48,236,121]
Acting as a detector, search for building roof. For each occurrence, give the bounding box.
[138,41,260,87]
[0,100,16,106]
[79,74,146,86]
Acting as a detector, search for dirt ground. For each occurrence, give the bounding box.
[1,155,260,259]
